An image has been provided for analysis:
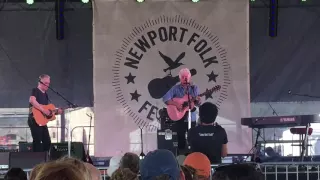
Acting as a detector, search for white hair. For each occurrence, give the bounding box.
[179,68,191,79]
[39,74,50,80]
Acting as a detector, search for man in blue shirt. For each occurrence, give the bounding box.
[162,68,201,153]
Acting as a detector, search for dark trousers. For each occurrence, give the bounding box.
[172,112,196,153]
[28,117,51,152]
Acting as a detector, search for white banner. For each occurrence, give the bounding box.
[93,0,251,157]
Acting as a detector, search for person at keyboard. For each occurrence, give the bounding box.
[187,102,228,164]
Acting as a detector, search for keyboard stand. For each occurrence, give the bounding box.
[252,128,262,160]
[300,123,311,162]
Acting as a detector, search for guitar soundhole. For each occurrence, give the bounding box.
[44,110,53,118]
[46,115,53,118]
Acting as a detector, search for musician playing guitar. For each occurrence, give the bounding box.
[28,74,62,152]
[162,68,201,154]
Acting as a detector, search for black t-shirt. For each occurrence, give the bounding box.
[187,124,228,164]
[28,88,49,118]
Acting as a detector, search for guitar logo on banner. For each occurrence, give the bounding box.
[112,15,231,131]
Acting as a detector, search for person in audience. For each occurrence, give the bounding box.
[176,155,186,165]
[183,152,211,179]
[33,161,91,180]
[212,164,264,180]
[180,165,197,180]
[57,156,91,180]
[120,152,140,174]
[4,167,27,180]
[107,155,123,177]
[84,162,102,180]
[30,163,45,180]
[187,102,228,164]
[140,149,180,180]
[111,168,139,180]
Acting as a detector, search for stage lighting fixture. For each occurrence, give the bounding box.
[26,0,34,5]
[136,0,144,2]
[55,0,65,40]
[192,0,200,2]
[269,0,278,37]
[82,0,89,3]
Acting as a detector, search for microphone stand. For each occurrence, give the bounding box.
[288,90,315,161]
[288,90,320,99]
[139,126,145,159]
[185,79,192,130]
[39,80,78,157]
[39,80,78,108]
[267,102,278,116]
[267,102,278,154]
[185,79,193,152]
[86,113,93,164]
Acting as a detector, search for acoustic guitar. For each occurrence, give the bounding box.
[166,85,221,121]
[32,104,62,126]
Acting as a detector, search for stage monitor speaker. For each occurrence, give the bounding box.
[19,141,41,152]
[9,152,48,169]
[0,152,10,170]
[49,142,85,161]
[157,129,178,156]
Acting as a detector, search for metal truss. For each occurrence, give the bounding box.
[0,1,91,11]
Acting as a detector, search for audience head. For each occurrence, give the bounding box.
[110,168,138,180]
[4,167,27,180]
[140,149,180,180]
[180,165,197,180]
[199,102,218,124]
[108,155,123,177]
[57,156,91,180]
[120,152,140,174]
[30,163,45,180]
[183,152,211,179]
[212,164,264,180]
[33,161,91,180]
[176,155,186,165]
[84,162,101,180]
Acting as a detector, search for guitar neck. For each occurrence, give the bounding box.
[198,85,221,97]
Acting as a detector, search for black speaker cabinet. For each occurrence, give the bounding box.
[9,152,48,169]
[19,141,40,152]
[0,152,10,170]
[49,142,85,161]
[157,129,178,156]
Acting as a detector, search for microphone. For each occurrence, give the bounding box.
[38,79,43,84]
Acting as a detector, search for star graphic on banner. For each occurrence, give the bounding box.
[207,71,218,82]
[130,90,141,102]
[125,73,136,84]
[205,88,213,100]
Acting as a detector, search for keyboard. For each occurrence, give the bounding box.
[241,115,320,128]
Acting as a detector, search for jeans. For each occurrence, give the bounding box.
[28,117,51,152]
[172,112,196,153]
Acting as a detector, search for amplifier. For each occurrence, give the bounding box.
[49,142,85,161]
[157,129,178,156]
[0,152,10,170]
[9,152,48,169]
[19,141,38,152]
